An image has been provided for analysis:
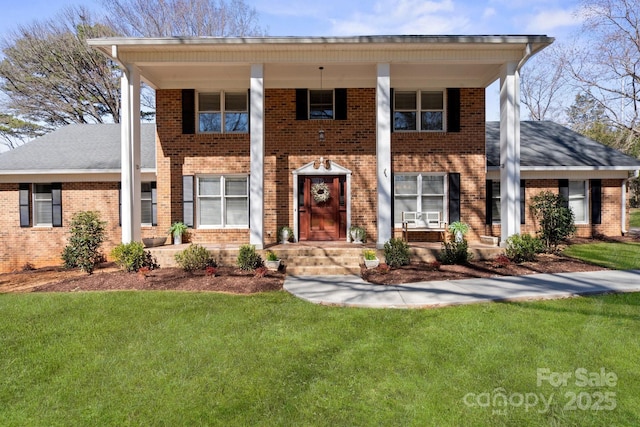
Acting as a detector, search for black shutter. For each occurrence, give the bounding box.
[183,175,194,227]
[448,173,461,223]
[520,180,526,225]
[151,182,158,226]
[485,180,493,225]
[182,89,195,134]
[51,183,62,227]
[118,182,122,226]
[390,88,395,133]
[295,89,308,120]
[559,179,569,208]
[591,179,602,225]
[447,88,461,132]
[335,88,347,120]
[19,183,30,227]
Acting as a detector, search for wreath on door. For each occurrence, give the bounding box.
[311,182,331,203]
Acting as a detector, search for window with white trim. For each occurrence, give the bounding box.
[569,180,588,223]
[393,174,446,225]
[197,176,248,228]
[491,181,501,223]
[394,90,444,131]
[309,89,334,119]
[140,182,154,226]
[198,91,248,133]
[33,184,53,226]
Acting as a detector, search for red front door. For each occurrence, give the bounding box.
[299,176,345,241]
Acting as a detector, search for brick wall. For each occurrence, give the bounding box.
[392,88,486,241]
[156,87,488,245]
[0,182,159,272]
[485,178,627,239]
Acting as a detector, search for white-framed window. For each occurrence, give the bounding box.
[309,89,334,119]
[569,180,588,223]
[393,173,447,225]
[197,175,248,228]
[394,90,445,131]
[141,182,154,226]
[33,184,53,226]
[491,181,501,223]
[198,91,248,133]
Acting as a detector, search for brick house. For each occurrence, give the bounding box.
[0,35,638,272]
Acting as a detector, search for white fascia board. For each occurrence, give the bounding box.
[487,168,633,180]
[0,170,156,183]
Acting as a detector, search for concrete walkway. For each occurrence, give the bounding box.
[284,270,640,308]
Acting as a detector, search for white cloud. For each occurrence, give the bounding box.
[483,7,496,19]
[329,0,469,36]
[525,9,583,32]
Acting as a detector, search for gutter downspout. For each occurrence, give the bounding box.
[622,170,639,235]
[516,43,533,73]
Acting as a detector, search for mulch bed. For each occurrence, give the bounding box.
[361,254,608,285]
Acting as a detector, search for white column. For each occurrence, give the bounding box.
[120,65,142,243]
[249,64,265,249]
[376,63,392,248]
[499,61,521,244]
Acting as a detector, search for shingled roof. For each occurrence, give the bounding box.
[486,121,640,170]
[0,123,156,173]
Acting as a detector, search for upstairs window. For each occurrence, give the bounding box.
[309,90,334,119]
[198,91,248,133]
[394,90,444,131]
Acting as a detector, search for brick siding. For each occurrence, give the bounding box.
[0,182,159,272]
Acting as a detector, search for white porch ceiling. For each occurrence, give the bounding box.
[89,35,554,90]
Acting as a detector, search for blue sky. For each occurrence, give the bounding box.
[0,0,584,38]
[0,0,585,120]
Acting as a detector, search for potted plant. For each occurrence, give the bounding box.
[168,221,188,245]
[362,248,379,269]
[349,226,366,243]
[448,221,469,243]
[264,250,281,271]
[278,226,293,244]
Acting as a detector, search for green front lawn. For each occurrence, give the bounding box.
[2,291,639,426]
[631,208,640,228]
[564,242,640,270]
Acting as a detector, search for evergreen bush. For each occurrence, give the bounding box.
[504,233,544,263]
[383,238,410,268]
[438,239,472,265]
[530,191,576,252]
[175,244,215,272]
[111,241,159,272]
[236,244,263,271]
[61,211,106,274]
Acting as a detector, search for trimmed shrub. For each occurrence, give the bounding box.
[61,211,106,274]
[505,233,544,263]
[383,238,410,268]
[438,239,472,265]
[175,244,215,272]
[237,244,263,271]
[530,191,576,253]
[111,241,159,272]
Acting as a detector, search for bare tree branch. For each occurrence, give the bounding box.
[0,6,121,131]
[101,0,267,37]
[521,45,570,121]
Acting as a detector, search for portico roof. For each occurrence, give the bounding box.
[88,35,553,90]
